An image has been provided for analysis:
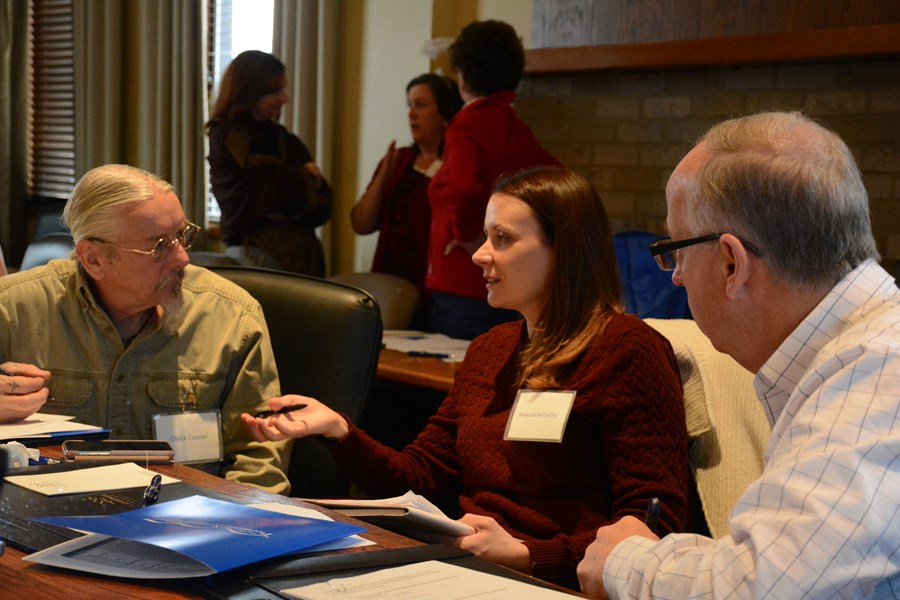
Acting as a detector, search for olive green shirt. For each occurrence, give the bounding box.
[0,259,291,494]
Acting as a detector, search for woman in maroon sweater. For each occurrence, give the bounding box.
[244,167,689,589]
[351,74,462,329]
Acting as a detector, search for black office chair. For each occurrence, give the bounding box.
[19,233,75,270]
[208,266,383,498]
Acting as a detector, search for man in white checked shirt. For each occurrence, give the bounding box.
[577,111,900,600]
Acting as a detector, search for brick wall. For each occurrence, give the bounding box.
[516,57,900,268]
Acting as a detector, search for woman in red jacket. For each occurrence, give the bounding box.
[244,167,690,590]
[428,20,560,339]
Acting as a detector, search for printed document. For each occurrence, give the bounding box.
[285,560,574,599]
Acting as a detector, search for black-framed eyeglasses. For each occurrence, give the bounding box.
[648,233,762,271]
[92,222,202,263]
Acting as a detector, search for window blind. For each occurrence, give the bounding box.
[29,0,76,200]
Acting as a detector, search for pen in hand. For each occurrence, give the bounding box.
[255,403,308,419]
[644,497,661,534]
[0,366,14,376]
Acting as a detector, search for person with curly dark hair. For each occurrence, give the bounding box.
[427,20,560,340]
[352,73,462,329]
[206,50,332,276]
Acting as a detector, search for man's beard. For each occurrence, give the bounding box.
[158,270,186,335]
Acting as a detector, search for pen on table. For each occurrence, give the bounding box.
[143,473,162,506]
[407,351,451,359]
[644,497,661,534]
[255,403,308,418]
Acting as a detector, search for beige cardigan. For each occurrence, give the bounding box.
[645,318,770,539]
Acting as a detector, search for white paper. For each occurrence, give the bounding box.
[381,332,471,363]
[0,412,101,440]
[4,462,180,496]
[284,560,574,599]
[24,533,215,578]
[248,502,374,550]
[300,490,475,536]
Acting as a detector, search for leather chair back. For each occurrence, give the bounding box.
[20,233,75,270]
[209,266,383,497]
[328,272,420,330]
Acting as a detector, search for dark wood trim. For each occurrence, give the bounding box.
[524,23,900,74]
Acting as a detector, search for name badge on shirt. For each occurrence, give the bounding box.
[152,410,223,464]
[503,390,576,443]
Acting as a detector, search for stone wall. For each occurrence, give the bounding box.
[516,57,900,266]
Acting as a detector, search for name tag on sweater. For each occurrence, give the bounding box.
[503,390,576,443]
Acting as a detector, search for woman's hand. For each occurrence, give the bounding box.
[303,161,324,188]
[241,395,350,442]
[374,141,400,187]
[0,362,52,424]
[444,233,487,257]
[351,141,399,235]
[451,514,532,574]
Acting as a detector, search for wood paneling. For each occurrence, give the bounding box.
[525,23,900,74]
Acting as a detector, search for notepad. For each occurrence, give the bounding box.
[4,462,181,496]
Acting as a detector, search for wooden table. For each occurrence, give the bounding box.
[376,348,457,393]
[0,448,421,600]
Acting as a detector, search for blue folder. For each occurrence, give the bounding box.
[36,494,365,573]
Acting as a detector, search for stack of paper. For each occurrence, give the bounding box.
[382,332,471,362]
[302,490,475,537]
[0,412,109,446]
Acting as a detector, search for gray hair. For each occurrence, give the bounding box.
[62,164,174,243]
[681,111,877,290]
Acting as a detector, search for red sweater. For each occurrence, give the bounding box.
[330,314,688,587]
[426,91,559,299]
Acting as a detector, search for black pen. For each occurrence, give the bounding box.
[0,366,14,376]
[143,474,162,506]
[255,403,308,418]
[644,497,661,534]
[407,351,451,359]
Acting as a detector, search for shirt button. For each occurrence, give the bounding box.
[116,374,125,383]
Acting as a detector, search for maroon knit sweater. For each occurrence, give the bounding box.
[330,314,688,588]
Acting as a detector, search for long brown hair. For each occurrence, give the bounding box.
[493,166,623,388]
[206,50,286,129]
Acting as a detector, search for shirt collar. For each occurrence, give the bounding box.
[754,258,894,426]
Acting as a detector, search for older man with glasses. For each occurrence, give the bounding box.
[577,112,900,599]
[0,164,290,494]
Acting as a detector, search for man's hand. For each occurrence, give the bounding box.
[241,395,350,442]
[577,516,658,599]
[0,362,52,424]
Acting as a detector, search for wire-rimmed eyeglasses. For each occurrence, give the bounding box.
[648,233,762,271]
[92,222,202,262]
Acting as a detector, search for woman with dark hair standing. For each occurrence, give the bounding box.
[244,166,690,589]
[207,50,332,276]
[352,74,462,329]
[428,20,560,340]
